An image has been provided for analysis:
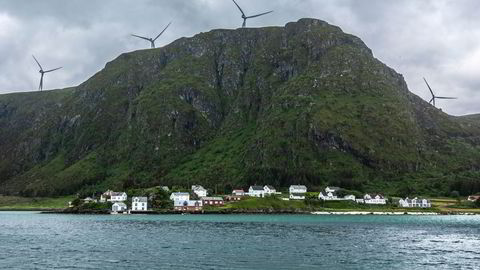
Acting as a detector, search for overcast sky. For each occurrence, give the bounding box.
[0,0,478,116]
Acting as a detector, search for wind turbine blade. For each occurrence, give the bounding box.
[435,97,457,99]
[44,67,62,73]
[153,21,172,41]
[247,10,273,19]
[131,34,151,41]
[232,0,245,16]
[428,98,434,104]
[423,77,435,97]
[32,55,43,70]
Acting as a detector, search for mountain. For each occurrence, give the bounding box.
[1,18,479,197]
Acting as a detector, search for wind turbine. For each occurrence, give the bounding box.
[423,77,457,107]
[32,55,62,91]
[232,0,273,28]
[131,22,172,48]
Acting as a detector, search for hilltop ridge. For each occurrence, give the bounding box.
[1,18,479,197]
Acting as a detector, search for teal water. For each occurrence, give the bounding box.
[0,212,479,269]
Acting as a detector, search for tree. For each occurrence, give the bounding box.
[450,190,461,203]
[151,188,172,209]
[475,198,480,208]
[71,198,82,207]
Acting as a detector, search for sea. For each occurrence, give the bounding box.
[0,212,479,269]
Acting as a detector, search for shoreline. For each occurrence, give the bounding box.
[0,208,62,212]
[35,208,480,215]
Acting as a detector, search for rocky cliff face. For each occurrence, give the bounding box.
[1,18,479,196]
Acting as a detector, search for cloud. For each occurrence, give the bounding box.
[0,0,478,115]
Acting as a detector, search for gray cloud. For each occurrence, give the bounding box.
[0,0,478,115]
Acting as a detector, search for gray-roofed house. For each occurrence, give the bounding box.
[363,194,387,205]
[132,197,148,211]
[192,185,207,197]
[248,186,266,197]
[318,191,338,201]
[289,185,307,200]
[112,202,127,213]
[170,192,190,202]
[325,186,341,193]
[109,192,127,202]
[264,185,276,196]
[398,197,431,208]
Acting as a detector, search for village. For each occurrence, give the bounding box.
[68,184,475,214]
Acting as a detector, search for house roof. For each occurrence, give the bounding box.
[113,202,127,207]
[201,197,223,201]
[102,190,113,195]
[364,194,384,199]
[172,192,190,196]
[111,192,126,196]
[265,185,275,190]
[232,189,244,192]
[250,186,264,191]
[192,185,206,191]
[326,186,340,190]
[320,191,336,196]
[290,185,307,189]
[133,197,148,202]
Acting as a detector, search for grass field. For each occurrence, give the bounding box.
[430,198,480,213]
[0,195,74,210]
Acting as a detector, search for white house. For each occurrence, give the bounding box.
[248,186,266,197]
[467,195,480,202]
[344,194,356,201]
[232,189,245,196]
[83,197,96,203]
[363,194,387,205]
[192,185,207,198]
[100,190,114,202]
[318,191,338,200]
[289,185,307,200]
[325,186,341,193]
[132,197,148,211]
[170,192,190,202]
[264,185,276,196]
[109,192,127,202]
[318,187,356,201]
[174,200,203,211]
[398,197,431,208]
[112,202,127,212]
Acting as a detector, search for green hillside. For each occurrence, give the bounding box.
[1,18,479,197]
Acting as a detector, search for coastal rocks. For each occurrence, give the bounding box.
[311,211,439,215]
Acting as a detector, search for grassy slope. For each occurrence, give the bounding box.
[0,195,74,210]
[0,19,479,197]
